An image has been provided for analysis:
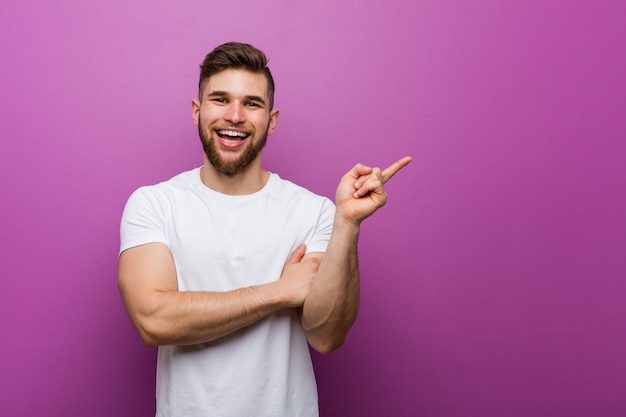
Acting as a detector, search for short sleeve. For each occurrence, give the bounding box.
[119,187,168,255]
[306,197,335,254]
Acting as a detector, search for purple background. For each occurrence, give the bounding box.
[2,1,625,416]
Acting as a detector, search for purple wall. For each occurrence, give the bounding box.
[2,1,625,416]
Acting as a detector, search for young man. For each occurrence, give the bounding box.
[118,42,411,417]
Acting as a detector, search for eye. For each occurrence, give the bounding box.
[212,97,227,103]
[244,101,259,107]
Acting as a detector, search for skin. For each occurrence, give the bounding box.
[118,68,412,353]
[193,69,279,195]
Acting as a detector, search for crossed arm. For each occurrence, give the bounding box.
[118,242,320,346]
[118,156,411,352]
[300,156,412,352]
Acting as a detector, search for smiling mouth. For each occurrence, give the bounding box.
[216,129,250,140]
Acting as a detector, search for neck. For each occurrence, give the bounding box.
[199,158,269,195]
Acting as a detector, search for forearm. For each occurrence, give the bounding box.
[301,156,411,352]
[130,282,287,346]
[119,242,317,347]
[301,216,361,353]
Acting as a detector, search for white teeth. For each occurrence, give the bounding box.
[217,130,248,138]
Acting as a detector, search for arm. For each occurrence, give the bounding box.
[118,242,319,346]
[301,156,412,353]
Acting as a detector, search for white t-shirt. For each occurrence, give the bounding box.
[120,168,335,417]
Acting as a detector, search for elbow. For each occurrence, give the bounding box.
[138,331,160,347]
[308,334,347,355]
[303,315,357,354]
[133,316,167,347]
[313,341,343,355]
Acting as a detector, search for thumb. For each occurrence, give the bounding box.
[286,243,307,264]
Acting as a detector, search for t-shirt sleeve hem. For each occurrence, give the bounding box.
[119,237,168,257]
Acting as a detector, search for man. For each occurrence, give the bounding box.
[118,42,411,417]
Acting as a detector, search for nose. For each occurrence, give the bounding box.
[224,102,245,124]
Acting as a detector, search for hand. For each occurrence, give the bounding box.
[335,156,412,224]
[277,244,321,307]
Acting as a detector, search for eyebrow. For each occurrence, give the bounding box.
[206,90,267,106]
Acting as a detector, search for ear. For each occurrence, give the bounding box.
[267,109,280,136]
[192,98,201,126]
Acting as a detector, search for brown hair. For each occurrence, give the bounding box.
[198,42,275,109]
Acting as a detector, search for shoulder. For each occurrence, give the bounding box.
[127,168,200,200]
[122,168,201,217]
[266,174,335,225]
[268,173,333,206]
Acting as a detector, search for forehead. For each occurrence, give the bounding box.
[202,69,269,99]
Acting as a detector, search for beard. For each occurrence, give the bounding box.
[198,116,269,176]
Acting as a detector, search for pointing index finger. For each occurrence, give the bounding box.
[382,156,412,183]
